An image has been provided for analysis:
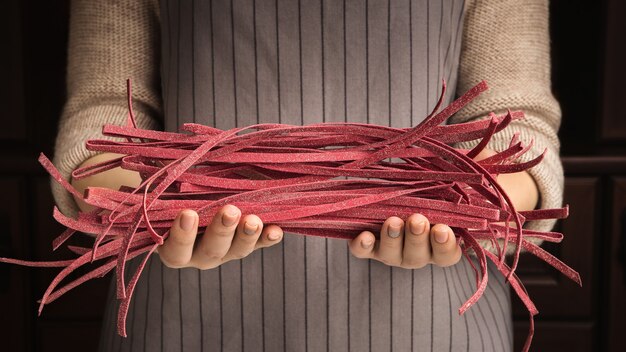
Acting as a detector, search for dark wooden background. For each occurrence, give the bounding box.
[0,0,624,351]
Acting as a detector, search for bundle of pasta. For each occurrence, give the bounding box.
[0,80,580,352]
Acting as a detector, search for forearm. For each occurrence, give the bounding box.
[453,0,563,255]
[476,149,539,213]
[70,153,142,213]
[499,170,539,212]
[52,0,163,218]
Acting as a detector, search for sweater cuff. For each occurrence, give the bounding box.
[51,105,161,219]
[452,110,565,257]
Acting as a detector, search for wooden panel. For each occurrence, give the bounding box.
[550,0,603,154]
[0,0,26,141]
[38,321,102,352]
[601,0,626,141]
[0,178,30,352]
[608,178,626,351]
[514,321,594,352]
[563,156,626,174]
[21,0,70,153]
[511,177,597,320]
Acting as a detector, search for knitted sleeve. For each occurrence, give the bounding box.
[52,0,163,218]
[453,0,564,254]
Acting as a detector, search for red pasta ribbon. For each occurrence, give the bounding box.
[0,79,580,352]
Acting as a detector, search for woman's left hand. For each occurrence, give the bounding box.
[347,148,539,269]
[348,213,463,269]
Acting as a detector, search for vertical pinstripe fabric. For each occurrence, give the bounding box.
[100,0,514,351]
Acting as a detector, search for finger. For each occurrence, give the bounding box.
[401,213,431,268]
[430,224,462,267]
[222,214,264,261]
[190,205,241,266]
[374,216,404,266]
[158,210,198,268]
[254,224,284,250]
[348,231,376,259]
[473,147,497,162]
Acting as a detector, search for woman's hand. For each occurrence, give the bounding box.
[349,214,462,268]
[347,148,540,269]
[157,206,283,269]
[71,153,284,270]
[349,214,462,269]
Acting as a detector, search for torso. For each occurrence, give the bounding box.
[100,1,514,351]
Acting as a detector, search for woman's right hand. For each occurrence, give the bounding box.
[71,153,283,270]
[157,205,283,270]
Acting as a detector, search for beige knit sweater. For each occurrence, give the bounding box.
[52,0,563,254]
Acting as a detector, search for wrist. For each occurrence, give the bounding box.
[70,153,142,212]
[498,170,539,212]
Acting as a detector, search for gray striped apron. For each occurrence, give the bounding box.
[100,0,514,351]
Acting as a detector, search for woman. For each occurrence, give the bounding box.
[53,0,563,350]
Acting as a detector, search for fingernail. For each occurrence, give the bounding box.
[268,231,281,241]
[388,223,401,238]
[222,206,239,227]
[243,221,258,235]
[410,220,426,235]
[434,228,449,244]
[179,211,195,231]
[361,239,374,249]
